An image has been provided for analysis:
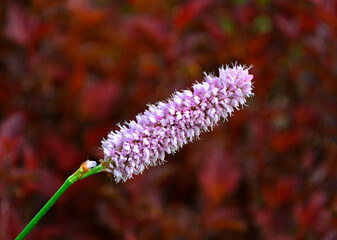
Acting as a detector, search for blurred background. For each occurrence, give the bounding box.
[1,0,337,239]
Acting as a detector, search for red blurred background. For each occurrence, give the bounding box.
[1,0,337,239]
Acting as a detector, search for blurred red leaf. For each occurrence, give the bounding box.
[234,4,256,26]
[271,129,303,153]
[23,145,37,170]
[4,4,48,47]
[299,13,318,33]
[78,81,120,120]
[294,192,330,236]
[173,0,209,31]
[83,125,111,151]
[0,112,25,164]
[293,105,317,126]
[262,176,298,208]
[0,112,24,140]
[42,134,82,171]
[202,16,225,42]
[313,0,337,28]
[204,207,246,232]
[131,16,168,48]
[302,150,315,171]
[69,60,86,94]
[5,5,35,45]
[248,33,271,55]
[275,15,300,39]
[67,0,107,26]
[199,147,241,205]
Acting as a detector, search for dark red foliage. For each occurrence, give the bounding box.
[1,0,337,239]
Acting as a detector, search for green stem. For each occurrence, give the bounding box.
[15,163,104,240]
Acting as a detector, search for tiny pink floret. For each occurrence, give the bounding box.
[102,65,254,182]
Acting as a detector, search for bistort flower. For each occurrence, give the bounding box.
[101,64,254,182]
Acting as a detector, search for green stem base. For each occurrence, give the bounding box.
[15,163,104,240]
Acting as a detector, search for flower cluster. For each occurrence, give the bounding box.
[101,65,254,182]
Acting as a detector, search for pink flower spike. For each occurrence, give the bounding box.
[101,64,254,183]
